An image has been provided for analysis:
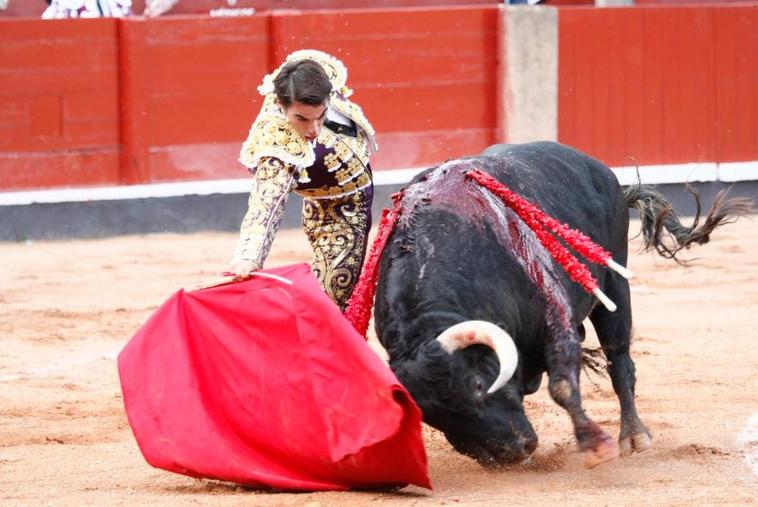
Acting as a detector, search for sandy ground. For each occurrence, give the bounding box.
[1,217,757,506]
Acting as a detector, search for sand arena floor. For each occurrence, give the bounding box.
[1,217,757,506]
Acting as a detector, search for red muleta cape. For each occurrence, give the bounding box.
[118,263,430,491]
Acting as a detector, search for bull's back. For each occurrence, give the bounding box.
[399,141,628,258]
[376,142,627,356]
[479,142,627,252]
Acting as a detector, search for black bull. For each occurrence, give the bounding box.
[373,141,750,468]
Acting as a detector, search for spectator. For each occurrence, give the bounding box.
[42,0,132,18]
[40,0,178,18]
[143,0,178,17]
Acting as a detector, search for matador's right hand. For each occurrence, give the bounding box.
[229,259,262,280]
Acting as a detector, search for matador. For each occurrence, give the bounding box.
[231,50,377,310]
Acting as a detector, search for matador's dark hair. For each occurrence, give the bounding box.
[273,60,332,108]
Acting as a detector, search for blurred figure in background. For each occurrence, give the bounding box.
[42,0,132,17]
[143,0,178,16]
[39,0,178,18]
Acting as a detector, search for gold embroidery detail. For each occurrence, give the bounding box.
[233,157,296,266]
[339,157,366,185]
[297,167,311,183]
[303,190,372,310]
[331,157,364,185]
[330,94,377,150]
[239,95,314,170]
[317,126,337,149]
[324,153,341,172]
[340,132,371,166]
[296,171,372,199]
[333,139,354,163]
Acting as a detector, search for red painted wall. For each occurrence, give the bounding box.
[558,5,757,167]
[713,5,757,163]
[1,6,498,189]
[0,4,755,191]
[0,19,121,189]
[118,15,269,184]
[635,0,749,4]
[270,6,499,170]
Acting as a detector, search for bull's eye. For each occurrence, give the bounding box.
[473,377,485,399]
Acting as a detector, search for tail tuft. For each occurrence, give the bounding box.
[624,183,753,264]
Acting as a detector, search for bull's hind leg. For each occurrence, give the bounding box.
[589,275,652,455]
[544,319,619,468]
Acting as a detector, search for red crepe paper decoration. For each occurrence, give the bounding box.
[466,169,602,294]
[344,192,404,338]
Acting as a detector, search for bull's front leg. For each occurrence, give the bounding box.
[545,327,619,468]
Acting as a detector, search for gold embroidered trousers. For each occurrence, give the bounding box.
[302,188,373,311]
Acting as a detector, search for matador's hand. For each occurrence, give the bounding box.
[229,259,262,280]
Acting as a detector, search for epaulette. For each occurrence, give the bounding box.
[239,95,315,170]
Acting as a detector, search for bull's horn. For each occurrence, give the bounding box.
[436,320,518,395]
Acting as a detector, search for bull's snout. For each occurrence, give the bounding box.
[483,435,538,468]
[453,433,538,468]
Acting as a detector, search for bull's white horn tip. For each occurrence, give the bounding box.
[593,288,617,312]
[607,259,634,279]
[487,377,508,395]
[435,321,519,395]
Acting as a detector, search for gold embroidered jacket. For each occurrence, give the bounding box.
[233,50,377,267]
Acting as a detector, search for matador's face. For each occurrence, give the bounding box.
[281,100,328,143]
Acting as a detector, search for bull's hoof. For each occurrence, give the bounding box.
[619,432,653,456]
[582,439,619,468]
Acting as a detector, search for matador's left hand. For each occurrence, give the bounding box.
[229,259,262,281]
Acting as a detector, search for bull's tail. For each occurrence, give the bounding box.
[624,183,753,263]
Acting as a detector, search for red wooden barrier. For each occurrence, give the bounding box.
[558,5,757,168]
[0,1,497,18]
[636,0,749,4]
[0,19,120,190]
[163,0,497,14]
[713,5,757,163]
[118,15,269,184]
[0,5,755,191]
[270,6,499,170]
